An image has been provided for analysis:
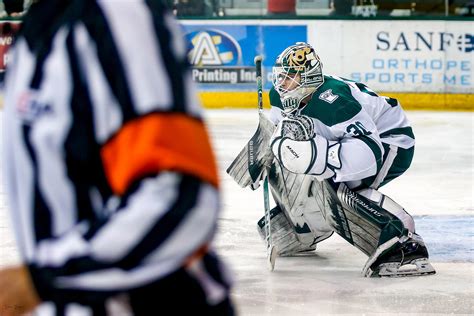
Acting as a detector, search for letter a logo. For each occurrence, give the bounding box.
[189,32,222,66]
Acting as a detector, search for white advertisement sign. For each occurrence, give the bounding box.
[309,20,473,93]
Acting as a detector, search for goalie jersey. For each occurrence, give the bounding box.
[3,1,232,315]
[268,75,415,189]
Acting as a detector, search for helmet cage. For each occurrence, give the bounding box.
[272,43,324,113]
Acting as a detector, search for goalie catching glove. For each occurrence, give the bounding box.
[270,115,341,181]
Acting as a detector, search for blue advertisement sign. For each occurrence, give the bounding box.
[181,24,307,90]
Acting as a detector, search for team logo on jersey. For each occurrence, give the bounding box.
[16,91,53,123]
[185,29,242,66]
[319,89,339,104]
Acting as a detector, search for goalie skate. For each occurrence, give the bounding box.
[363,234,436,278]
[372,258,435,278]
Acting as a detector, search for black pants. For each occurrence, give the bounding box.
[130,254,235,315]
[3,0,24,14]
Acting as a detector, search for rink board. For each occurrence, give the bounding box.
[198,91,474,110]
[182,19,473,111]
[0,20,471,110]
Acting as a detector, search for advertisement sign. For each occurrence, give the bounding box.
[309,20,473,93]
[181,22,307,90]
[0,21,21,74]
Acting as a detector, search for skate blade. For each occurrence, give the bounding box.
[370,258,436,278]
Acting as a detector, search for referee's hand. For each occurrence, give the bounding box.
[0,265,40,316]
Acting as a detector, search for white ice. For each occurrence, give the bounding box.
[1,110,473,315]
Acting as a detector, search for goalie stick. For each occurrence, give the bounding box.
[254,55,278,271]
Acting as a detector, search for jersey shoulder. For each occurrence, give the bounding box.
[301,75,362,126]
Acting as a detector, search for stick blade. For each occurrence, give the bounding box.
[267,245,278,271]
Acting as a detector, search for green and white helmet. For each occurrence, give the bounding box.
[272,42,324,113]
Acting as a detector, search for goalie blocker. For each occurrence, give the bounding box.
[227,114,435,277]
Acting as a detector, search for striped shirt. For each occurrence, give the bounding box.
[3,1,231,314]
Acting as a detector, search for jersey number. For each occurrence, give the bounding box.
[346,122,371,136]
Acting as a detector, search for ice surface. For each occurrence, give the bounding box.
[1,110,473,315]
[206,110,473,315]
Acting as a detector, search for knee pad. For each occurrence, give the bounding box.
[357,188,415,233]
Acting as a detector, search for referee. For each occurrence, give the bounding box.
[0,1,234,315]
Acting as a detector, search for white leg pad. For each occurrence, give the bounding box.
[257,209,317,256]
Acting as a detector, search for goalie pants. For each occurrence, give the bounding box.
[360,143,414,189]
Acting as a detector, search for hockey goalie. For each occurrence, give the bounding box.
[227,42,436,277]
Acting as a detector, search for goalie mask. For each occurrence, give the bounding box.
[272,42,324,113]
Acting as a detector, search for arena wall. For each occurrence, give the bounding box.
[0,19,472,110]
[183,19,473,110]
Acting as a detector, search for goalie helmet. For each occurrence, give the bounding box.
[272,42,324,113]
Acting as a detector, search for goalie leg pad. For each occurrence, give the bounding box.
[314,181,409,256]
[357,188,415,233]
[311,181,435,277]
[257,206,317,256]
